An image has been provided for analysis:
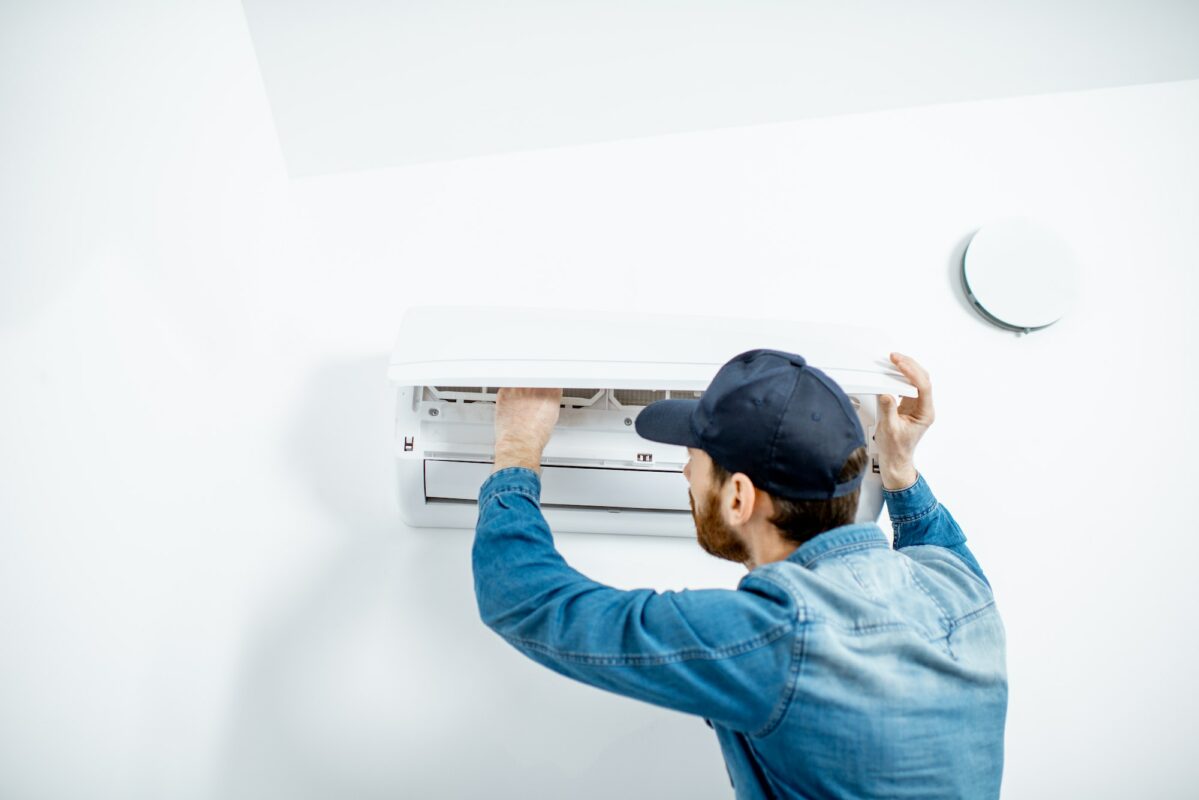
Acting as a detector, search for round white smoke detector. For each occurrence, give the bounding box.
[961,217,1080,333]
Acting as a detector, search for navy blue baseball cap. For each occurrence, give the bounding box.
[634,348,867,500]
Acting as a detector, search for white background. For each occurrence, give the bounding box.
[2,2,1197,798]
[239,0,1199,175]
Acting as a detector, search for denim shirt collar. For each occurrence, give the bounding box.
[784,522,890,569]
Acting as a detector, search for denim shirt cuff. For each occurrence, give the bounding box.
[479,466,542,508]
[881,472,937,523]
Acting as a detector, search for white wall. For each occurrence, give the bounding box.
[240,0,1199,174]
[2,2,1197,798]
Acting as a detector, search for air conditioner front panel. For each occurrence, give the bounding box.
[389,362,915,397]
[388,306,917,399]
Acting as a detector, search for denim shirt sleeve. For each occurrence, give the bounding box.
[883,472,990,588]
[473,467,800,735]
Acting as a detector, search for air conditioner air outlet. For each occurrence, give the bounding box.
[424,386,705,409]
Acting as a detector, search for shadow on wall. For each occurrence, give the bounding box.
[215,354,729,800]
[948,227,986,329]
[216,354,489,799]
[946,225,1026,336]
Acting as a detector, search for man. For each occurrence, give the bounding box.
[472,349,1007,799]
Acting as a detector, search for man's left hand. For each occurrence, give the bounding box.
[492,387,563,474]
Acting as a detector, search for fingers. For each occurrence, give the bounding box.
[889,352,935,423]
[496,388,564,417]
[889,352,930,392]
[494,388,563,447]
[877,392,899,430]
[497,387,562,399]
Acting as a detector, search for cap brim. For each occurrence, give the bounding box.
[634,398,702,447]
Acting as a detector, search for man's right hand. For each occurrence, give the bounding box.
[875,352,935,491]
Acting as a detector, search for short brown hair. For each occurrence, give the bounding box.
[708,446,868,546]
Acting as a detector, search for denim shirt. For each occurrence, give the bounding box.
[473,468,1007,799]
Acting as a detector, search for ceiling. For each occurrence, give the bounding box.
[241,0,1199,177]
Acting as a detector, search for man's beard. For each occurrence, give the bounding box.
[690,483,749,564]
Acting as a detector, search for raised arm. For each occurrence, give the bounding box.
[473,466,798,733]
[474,388,796,732]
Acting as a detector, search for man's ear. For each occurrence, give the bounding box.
[725,473,758,526]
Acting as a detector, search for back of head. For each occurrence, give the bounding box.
[708,445,868,546]
[634,348,871,542]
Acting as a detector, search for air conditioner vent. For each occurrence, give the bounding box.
[612,389,665,406]
[611,389,703,407]
[425,386,705,408]
[426,386,606,407]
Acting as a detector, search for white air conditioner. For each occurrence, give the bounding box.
[387,306,916,537]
